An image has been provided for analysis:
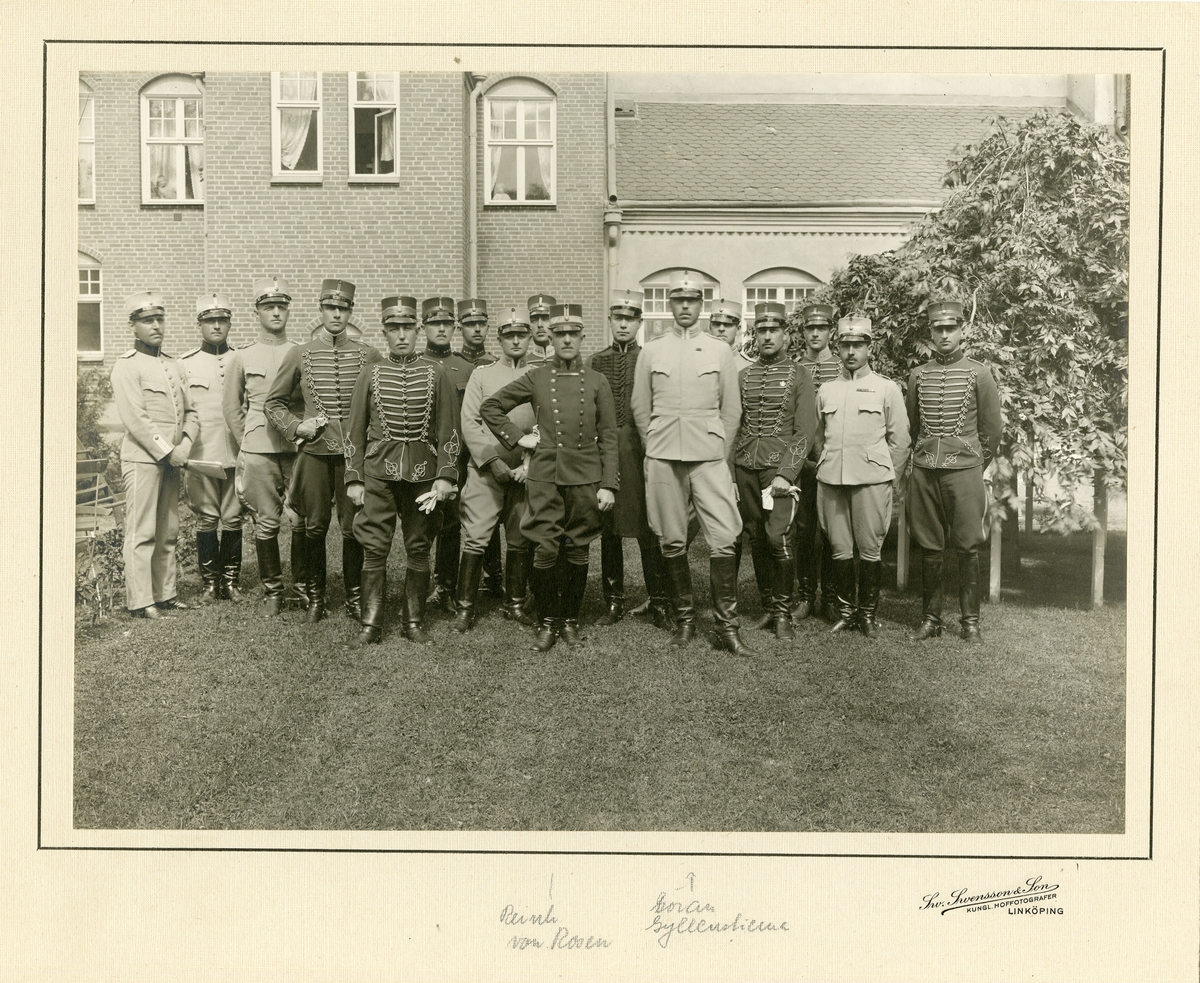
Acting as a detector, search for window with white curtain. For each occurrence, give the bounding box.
[484,77,555,205]
[348,72,398,181]
[79,79,95,204]
[272,72,322,180]
[78,252,102,359]
[140,74,205,204]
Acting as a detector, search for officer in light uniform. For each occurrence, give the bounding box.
[264,279,382,623]
[525,293,556,365]
[906,300,1003,644]
[814,316,911,637]
[111,291,199,618]
[223,276,302,616]
[707,298,754,372]
[345,296,461,645]
[481,304,619,652]
[734,301,818,641]
[454,308,537,631]
[793,302,841,620]
[630,271,749,656]
[179,294,242,602]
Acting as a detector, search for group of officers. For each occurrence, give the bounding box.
[110,270,1003,654]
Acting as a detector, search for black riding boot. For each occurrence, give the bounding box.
[288,530,310,610]
[858,559,882,638]
[828,558,858,634]
[256,537,285,617]
[342,537,364,621]
[634,539,673,629]
[481,528,505,598]
[305,535,327,623]
[451,551,485,633]
[819,539,837,621]
[958,550,984,644]
[710,554,753,657]
[196,530,220,604]
[502,549,536,626]
[354,567,386,645]
[427,524,460,615]
[529,562,561,652]
[559,560,590,646]
[663,553,696,646]
[402,568,433,644]
[773,553,796,641]
[910,549,944,640]
[219,529,244,601]
[749,537,777,631]
[596,534,625,625]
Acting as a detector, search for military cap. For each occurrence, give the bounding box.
[196,293,232,320]
[457,298,488,322]
[801,303,835,326]
[836,315,873,342]
[497,308,532,335]
[421,296,457,322]
[319,278,356,308]
[527,293,556,316]
[754,301,788,327]
[710,299,742,324]
[380,295,419,324]
[667,270,706,299]
[253,276,292,305]
[125,290,165,319]
[609,288,643,316]
[927,300,965,326]
[549,303,584,330]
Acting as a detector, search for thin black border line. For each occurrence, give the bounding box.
[43,40,1162,859]
[43,41,1165,50]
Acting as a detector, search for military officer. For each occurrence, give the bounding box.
[525,292,556,365]
[630,270,749,656]
[707,298,754,371]
[734,301,818,641]
[345,296,461,645]
[179,293,243,603]
[111,291,199,618]
[793,302,841,621]
[813,316,911,637]
[906,300,1003,644]
[264,278,382,623]
[223,276,302,616]
[453,308,537,631]
[418,296,477,613]
[587,288,669,627]
[481,304,619,652]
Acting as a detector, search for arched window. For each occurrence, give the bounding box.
[78,251,102,359]
[638,268,719,343]
[79,79,95,204]
[140,74,205,204]
[484,77,555,205]
[743,267,823,319]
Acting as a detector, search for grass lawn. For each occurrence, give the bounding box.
[73,531,1125,833]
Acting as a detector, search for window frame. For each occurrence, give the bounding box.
[346,71,400,184]
[638,272,719,344]
[77,253,103,361]
[271,71,324,183]
[484,82,557,206]
[79,80,95,205]
[139,74,205,205]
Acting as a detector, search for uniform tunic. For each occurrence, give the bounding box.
[263,331,382,538]
[345,352,461,569]
[419,343,478,563]
[630,325,743,555]
[223,336,300,540]
[588,339,650,539]
[794,348,843,553]
[179,340,242,533]
[905,348,1003,552]
[111,340,199,610]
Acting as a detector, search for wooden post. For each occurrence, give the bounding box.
[896,478,909,590]
[1025,475,1035,535]
[989,519,1002,602]
[1092,469,1107,609]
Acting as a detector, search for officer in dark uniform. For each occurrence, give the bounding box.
[793,302,841,620]
[264,279,382,623]
[587,288,669,627]
[707,298,754,372]
[481,304,619,652]
[734,301,818,641]
[344,296,460,645]
[419,296,477,613]
[906,300,1003,643]
[525,293,556,365]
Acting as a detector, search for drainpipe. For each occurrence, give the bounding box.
[603,72,622,345]
[467,73,486,297]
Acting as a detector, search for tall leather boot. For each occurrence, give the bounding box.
[857,559,883,638]
[305,535,327,624]
[750,537,777,631]
[828,558,858,634]
[710,554,754,657]
[256,537,285,617]
[773,553,796,641]
[219,529,245,602]
[663,552,696,646]
[502,548,536,626]
[481,528,505,598]
[342,537,364,621]
[354,567,386,645]
[288,530,310,611]
[791,523,817,620]
[596,534,625,625]
[633,539,674,630]
[402,568,433,644]
[559,560,590,646]
[910,549,944,641]
[450,551,484,633]
[196,530,220,604]
[528,562,560,652]
[427,525,460,615]
[958,550,984,644]
[819,539,837,621]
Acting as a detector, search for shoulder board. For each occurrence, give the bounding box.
[964,355,989,368]
[120,349,137,358]
[179,346,201,359]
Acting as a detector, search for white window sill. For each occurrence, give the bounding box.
[485,200,556,207]
[348,175,400,185]
[77,352,105,362]
[271,173,323,185]
[78,199,96,206]
[141,200,204,207]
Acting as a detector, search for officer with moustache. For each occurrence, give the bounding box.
[264,279,382,623]
[706,298,754,372]
[525,293,556,365]
[111,291,199,618]
[180,293,243,603]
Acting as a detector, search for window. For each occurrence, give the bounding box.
[140,74,204,203]
[484,77,555,204]
[78,252,102,359]
[743,268,824,320]
[348,72,398,181]
[638,269,719,344]
[79,80,95,203]
[272,72,322,180]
